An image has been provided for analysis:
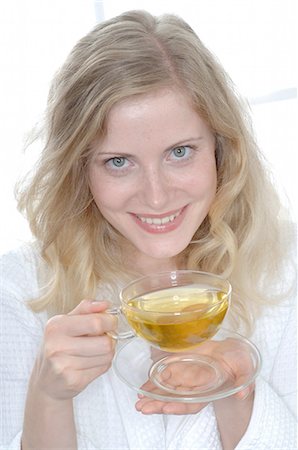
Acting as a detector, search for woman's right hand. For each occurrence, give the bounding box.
[31,299,117,401]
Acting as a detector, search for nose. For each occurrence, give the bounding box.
[139,165,171,210]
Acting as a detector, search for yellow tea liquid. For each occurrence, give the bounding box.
[124,285,229,351]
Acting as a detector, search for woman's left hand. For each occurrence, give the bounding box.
[135,379,208,414]
[135,337,255,415]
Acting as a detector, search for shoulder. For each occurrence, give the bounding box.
[0,241,42,302]
[0,241,48,335]
[252,285,296,379]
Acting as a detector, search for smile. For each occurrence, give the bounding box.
[130,207,187,234]
[136,210,181,225]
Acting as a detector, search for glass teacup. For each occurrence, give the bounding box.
[109,271,261,399]
[110,270,231,352]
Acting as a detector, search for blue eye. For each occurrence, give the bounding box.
[111,157,126,167]
[170,145,192,160]
[173,146,187,158]
[105,157,128,169]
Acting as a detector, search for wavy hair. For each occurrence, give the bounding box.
[17,10,295,333]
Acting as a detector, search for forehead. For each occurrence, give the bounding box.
[108,88,193,119]
[103,89,208,142]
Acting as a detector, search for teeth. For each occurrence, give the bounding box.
[138,211,180,225]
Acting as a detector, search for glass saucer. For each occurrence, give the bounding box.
[112,328,261,403]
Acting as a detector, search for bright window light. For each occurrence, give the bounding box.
[0,0,296,252]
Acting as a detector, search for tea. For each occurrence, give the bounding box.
[124,284,228,351]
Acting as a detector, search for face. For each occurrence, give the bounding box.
[88,89,217,266]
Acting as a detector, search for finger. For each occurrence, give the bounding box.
[233,382,255,401]
[135,397,166,414]
[136,379,169,413]
[68,299,110,315]
[136,396,206,415]
[46,312,117,338]
[161,401,206,415]
[57,352,115,371]
[59,334,116,357]
[79,313,118,336]
[136,379,207,415]
[160,363,213,390]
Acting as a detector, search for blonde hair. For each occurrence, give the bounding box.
[17,10,295,333]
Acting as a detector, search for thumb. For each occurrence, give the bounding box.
[234,383,255,401]
[68,299,111,316]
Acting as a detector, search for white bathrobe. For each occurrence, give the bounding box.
[0,243,296,449]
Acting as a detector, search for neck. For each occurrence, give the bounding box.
[122,246,184,277]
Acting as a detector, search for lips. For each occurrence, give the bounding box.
[136,209,181,225]
[131,207,187,234]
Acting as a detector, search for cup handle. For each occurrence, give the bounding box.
[106,306,135,340]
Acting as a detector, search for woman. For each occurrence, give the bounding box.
[1,10,296,450]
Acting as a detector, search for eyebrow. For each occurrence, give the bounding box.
[96,136,205,157]
[165,136,204,150]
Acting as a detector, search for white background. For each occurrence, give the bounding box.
[0,0,297,253]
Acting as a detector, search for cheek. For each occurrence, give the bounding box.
[208,169,218,197]
[88,171,110,210]
[188,164,217,200]
[89,175,131,213]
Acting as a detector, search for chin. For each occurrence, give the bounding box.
[140,243,189,261]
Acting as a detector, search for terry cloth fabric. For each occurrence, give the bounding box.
[0,243,297,449]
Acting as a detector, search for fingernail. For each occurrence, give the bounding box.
[91,300,109,306]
